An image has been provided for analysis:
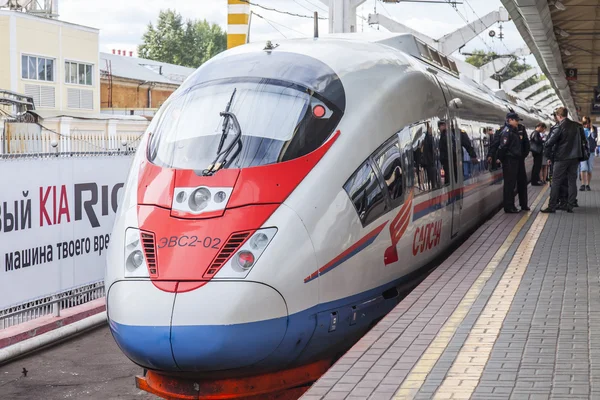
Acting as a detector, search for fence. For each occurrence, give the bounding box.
[0,281,105,329]
[0,115,148,156]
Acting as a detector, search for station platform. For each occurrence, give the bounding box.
[303,169,600,400]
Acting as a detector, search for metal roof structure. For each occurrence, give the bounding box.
[500,0,587,117]
[99,53,197,86]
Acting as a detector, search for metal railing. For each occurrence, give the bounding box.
[1,123,144,157]
[0,281,105,329]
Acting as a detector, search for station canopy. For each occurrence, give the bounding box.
[502,0,600,118]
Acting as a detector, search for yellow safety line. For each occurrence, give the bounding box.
[433,198,549,399]
[394,186,548,399]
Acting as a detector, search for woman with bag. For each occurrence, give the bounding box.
[580,116,596,191]
[530,122,547,186]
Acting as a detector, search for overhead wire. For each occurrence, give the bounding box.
[378,1,394,18]
[240,0,327,19]
[441,0,503,78]
[301,0,328,13]
[292,0,315,14]
[462,0,541,92]
[251,12,289,38]
[256,12,309,36]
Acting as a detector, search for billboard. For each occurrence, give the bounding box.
[0,156,133,309]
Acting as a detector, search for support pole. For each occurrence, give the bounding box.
[227,0,250,49]
[320,0,366,33]
[314,12,319,38]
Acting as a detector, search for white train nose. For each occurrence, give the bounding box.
[107,280,288,372]
[107,280,178,370]
[170,281,288,371]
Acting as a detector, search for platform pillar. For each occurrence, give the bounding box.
[320,0,366,33]
[227,0,250,49]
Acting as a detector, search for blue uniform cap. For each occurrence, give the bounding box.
[506,112,522,121]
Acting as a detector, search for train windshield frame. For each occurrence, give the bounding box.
[147,77,343,171]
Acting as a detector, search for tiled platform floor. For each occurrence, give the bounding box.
[303,166,600,400]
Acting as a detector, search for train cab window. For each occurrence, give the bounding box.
[344,161,387,227]
[374,138,403,209]
[147,77,343,171]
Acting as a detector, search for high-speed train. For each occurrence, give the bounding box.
[106,33,542,397]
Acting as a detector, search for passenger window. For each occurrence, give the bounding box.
[460,125,475,180]
[412,121,440,194]
[344,161,387,227]
[374,139,403,208]
[438,120,453,186]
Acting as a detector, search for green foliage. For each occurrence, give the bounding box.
[464,49,535,81]
[138,9,227,68]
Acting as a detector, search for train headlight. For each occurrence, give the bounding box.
[214,191,227,203]
[249,233,269,250]
[236,251,255,270]
[189,188,211,212]
[172,186,233,215]
[218,228,277,278]
[124,228,149,278]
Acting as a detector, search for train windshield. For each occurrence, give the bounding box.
[147,78,342,170]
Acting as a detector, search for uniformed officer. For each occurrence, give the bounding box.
[497,112,530,213]
[516,119,531,206]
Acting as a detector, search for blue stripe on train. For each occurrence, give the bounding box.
[108,270,425,374]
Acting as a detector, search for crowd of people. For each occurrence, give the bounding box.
[486,107,596,214]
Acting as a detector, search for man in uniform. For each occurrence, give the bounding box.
[497,112,530,213]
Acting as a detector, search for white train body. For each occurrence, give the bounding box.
[106,33,539,378]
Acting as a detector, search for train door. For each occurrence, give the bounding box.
[435,77,462,238]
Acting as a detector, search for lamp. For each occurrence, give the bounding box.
[551,1,567,11]
[563,48,571,56]
[557,28,569,37]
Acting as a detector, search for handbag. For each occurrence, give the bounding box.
[530,132,542,155]
[581,132,591,161]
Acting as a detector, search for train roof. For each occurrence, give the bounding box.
[195,34,544,126]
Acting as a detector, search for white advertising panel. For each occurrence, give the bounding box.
[0,156,132,309]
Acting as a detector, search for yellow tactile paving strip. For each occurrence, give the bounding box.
[394,186,549,400]
[433,202,549,399]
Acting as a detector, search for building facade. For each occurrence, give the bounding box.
[0,9,100,113]
[100,52,196,115]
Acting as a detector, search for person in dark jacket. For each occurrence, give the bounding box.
[545,113,573,209]
[420,128,438,189]
[497,112,529,213]
[487,127,503,171]
[530,122,547,185]
[438,121,477,184]
[542,107,588,213]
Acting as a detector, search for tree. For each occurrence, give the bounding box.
[138,10,227,68]
[465,49,532,82]
[465,50,548,94]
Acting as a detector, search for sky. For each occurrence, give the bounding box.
[58,0,541,74]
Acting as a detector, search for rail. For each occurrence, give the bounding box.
[0,281,105,329]
[0,124,143,156]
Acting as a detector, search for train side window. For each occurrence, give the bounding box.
[374,138,404,209]
[344,161,388,227]
[412,122,439,194]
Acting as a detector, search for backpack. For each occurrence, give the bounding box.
[589,129,598,153]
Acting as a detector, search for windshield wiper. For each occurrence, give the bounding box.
[203,90,243,176]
